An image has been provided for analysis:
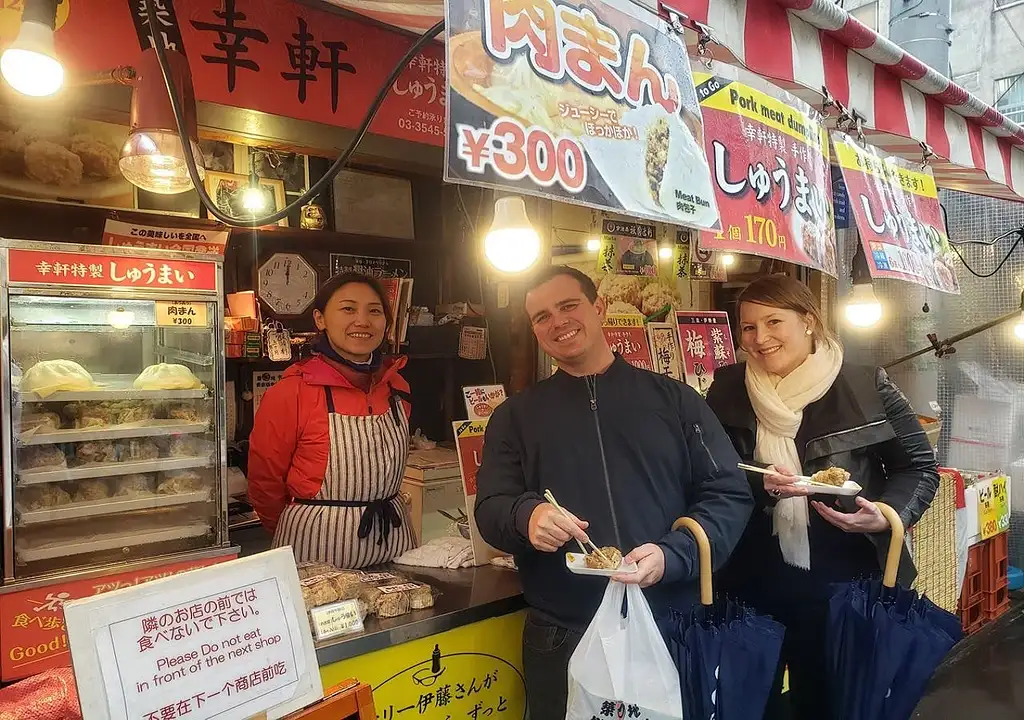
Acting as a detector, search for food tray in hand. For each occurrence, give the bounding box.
[565,552,638,577]
[19,420,209,446]
[793,479,863,496]
[18,455,213,485]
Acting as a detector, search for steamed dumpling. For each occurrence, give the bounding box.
[21,360,96,397]
[133,364,203,391]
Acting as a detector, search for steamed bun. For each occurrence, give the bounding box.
[21,360,96,397]
[133,364,203,391]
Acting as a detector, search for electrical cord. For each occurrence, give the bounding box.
[940,202,1024,278]
[456,185,500,384]
[142,0,444,227]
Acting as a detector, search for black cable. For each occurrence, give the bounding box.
[456,185,499,384]
[143,0,444,227]
[940,202,1024,278]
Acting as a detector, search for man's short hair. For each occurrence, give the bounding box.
[525,265,598,303]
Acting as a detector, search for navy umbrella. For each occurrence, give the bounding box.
[827,502,963,720]
[666,517,786,720]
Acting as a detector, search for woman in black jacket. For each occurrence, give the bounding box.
[705,275,939,720]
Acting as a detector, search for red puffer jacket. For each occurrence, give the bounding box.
[247,354,411,534]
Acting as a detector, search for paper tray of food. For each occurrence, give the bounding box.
[793,479,863,496]
[565,549,638,577]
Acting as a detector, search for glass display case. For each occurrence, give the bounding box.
[0,241,230,582]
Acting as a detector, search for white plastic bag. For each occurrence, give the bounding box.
[566,582,682,720]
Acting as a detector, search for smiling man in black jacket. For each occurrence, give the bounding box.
[474,266,753,720]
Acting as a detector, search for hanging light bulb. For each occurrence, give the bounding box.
[1014,312,1024,341]
[484,196,541,273]
[107,307,134,329]
[845,242,883,328]
[1,0,64,97]
[586,237,601,253]
[658,246,673,260]
[119,48,205,194]
[720,253,736,267]
[242,178,267,213]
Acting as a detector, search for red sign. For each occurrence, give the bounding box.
[8,249,218,292]
[833,132,960,294]
[694,72,838,276]
[40,0,445,147]
[676,311,736,395]
[454,420,486,496]
[102,219,230,255]
[601,325,654,371]
[0,554,234,682]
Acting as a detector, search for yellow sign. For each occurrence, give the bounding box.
[603,314,644,328]
[310,600,364,641]
[156,301,209,328]
[978,475,1010,540]
[320,611,527,720]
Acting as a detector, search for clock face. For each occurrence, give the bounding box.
[258,253,317,316]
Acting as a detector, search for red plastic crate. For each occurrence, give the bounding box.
[984,601,1011,623]
[983,583,1009,613]
[960,598,985,635]
[983,533,1010,592]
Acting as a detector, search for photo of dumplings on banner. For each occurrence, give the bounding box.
[444,0,720,231]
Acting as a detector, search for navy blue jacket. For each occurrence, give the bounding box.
[474,355,754,631]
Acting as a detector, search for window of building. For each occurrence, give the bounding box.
[849,2,878,32]
[994,75,1024,125]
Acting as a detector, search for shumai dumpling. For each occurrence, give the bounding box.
[133,364,203,391]
[21,360,97,397]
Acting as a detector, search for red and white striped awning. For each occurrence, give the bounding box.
[319,0,1024,203]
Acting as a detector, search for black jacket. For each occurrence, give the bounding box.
[705,361,939,600]
[474,356,754,631]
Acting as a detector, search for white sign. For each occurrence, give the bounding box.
[309,600,364,641]
[65,548,321,720]
[462,385,507,420]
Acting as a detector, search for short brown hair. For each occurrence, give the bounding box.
[737,274,833,346]
[525,265,598,303]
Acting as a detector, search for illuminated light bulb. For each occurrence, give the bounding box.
[107,308,135,329]
[845,283,883,328]
[484,196,541,273]
[242,183,267,213]
[586,238,601,253]
[0,20,63,97]
[721,253,736,267]
[1014,313,1024,341]
[120,131,205,195]
[658,246,673,260]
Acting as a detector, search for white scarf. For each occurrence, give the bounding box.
[745,339,844,570]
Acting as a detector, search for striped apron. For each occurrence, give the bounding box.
[272,385,415,568]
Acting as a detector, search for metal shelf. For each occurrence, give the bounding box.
[16,374,208,403]
[18,455,214,486]
[16,523,211,563]
[19,421,210,446]
[17,491,213,525]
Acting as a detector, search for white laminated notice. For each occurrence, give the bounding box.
[65,548,321,720]
[310,599,364,641]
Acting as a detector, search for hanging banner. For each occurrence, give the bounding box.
[102,219,229,255]
[693,71,837,277]
[646,322,684,381]
[674,230,726,281]
[833,132,960,294]
[602,315,654,370]
[676,311,736,395]
[445,0,719,229]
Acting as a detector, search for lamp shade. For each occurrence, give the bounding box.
[119,48,205,195]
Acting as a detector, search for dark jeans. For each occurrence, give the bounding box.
[762,601,831,720]
[522,610,584,720]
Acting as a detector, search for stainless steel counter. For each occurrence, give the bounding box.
[314,564,525,666]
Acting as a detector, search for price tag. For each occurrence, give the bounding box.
[310,599,364,641]
[977,475,1010,540]
[156,301,209,328]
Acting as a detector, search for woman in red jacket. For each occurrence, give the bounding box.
[248,272,415,568]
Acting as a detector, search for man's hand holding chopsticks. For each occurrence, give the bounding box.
[615,544,665,588]
[528,503,590,552]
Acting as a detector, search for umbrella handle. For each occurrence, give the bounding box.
[875,501,905,589]
[672,516,713,606]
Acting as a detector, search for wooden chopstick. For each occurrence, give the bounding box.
[544,489,612,565]
[737,463,812,482]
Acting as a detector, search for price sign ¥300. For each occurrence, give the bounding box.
[156,301,209,328]
[978,475,1010,541]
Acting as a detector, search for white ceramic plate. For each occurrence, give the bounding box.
[565,551,639,577]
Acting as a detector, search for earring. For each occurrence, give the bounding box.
[805,329,813,336]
